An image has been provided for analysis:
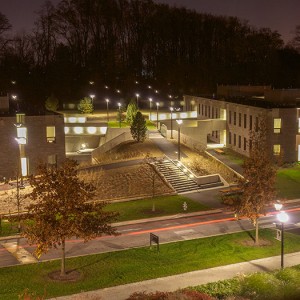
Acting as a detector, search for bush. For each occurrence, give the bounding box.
[240,272,282,300]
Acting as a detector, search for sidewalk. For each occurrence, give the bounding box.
[53,251,300,300]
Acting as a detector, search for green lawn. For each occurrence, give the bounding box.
[1,229,300,299]
[223,148,245,166]
[276,165,300,199]
[105,195,209,222]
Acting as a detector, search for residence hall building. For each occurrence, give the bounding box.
[0,95,65,180]
[184,86,300,163]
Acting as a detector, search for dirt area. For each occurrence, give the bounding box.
[0,138,238,214]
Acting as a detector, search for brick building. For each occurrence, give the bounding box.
[0,96,65,180]
[184,86,300,162]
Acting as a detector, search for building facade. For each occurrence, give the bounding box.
[0,96,65,180]
[184,86,300,162]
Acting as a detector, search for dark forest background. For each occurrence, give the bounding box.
[1,0,300,108]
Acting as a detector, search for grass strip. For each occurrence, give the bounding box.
[1,229,300,299]
[105,195,209,222]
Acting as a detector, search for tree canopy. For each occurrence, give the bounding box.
[22,159,119,276]
[131,111,147,142]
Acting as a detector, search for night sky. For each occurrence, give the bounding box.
[1,0,300,43]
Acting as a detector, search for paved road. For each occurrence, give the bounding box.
[1,204,300,268]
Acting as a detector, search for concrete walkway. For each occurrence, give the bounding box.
[53,251,300,300]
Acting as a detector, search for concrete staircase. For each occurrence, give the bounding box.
[153,158,199,194]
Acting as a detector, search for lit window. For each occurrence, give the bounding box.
[273,144,281,155]
[274,118,282,133]
[17,127,27,144]
[64,127,70,134]
[87,127,97,134]
[74,127,83,134]
[21,157,28,176]
[16,114,25,125]
[46,126,56,143]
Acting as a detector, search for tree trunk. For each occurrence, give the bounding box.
[61,239,66,276]
[255,218,259,245]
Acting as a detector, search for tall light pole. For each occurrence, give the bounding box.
[149,98,152,121]
[277,210,289,269]
[135,93,140,109]
[12,94,19,111]
[118,102,121,128]
[156,102,159,129]
[176,119,183,161]
[170,107,174,139]
[89,94,95,104]
[105,98,110,122]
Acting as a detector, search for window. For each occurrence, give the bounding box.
[208,106,210,118]
[274,118,282,133]
[255,116,259,131]
[216,108,218,118]
[229,132,231,144]
[212,107,214,119]
[17,127,27,144]
[239,113,241,127]
[234,134,236,146]
[205,105,207,116]
[244,137,247,151]
[229,111,232,124]
[16,113,25,125]
[202,104,204,115]
[198,104,201,115]
[48,154,57,166]
[46,126,56,143]
[249,115,253,130]
[244,114,247,128]
[273,144,281,155]
[216,131,218,138]
[234,112,236,125]
[20,157,28,176]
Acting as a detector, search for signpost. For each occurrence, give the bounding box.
[150,233,159,252]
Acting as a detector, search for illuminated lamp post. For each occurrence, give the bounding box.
[105,98,110,122]
[156,102,159,129]
[277,210,289,269]
[176,119,183,161]
[170,107,174,139]
[118,102,121,128]
[89,94,95,104]
[149,98,152,121]
[135,93,140,109]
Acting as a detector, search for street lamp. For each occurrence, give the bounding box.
[105,98,110,122]
[176,119,183,161]
[12,94,19,111]
[149,98,152,121]
[135,93,140,109]
[118,102,121,128]
[156,102,159,129]
[170,107,174,139]
[89,94,95,104]
[277,210,289,268]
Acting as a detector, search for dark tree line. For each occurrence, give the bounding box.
[1,0,300,107]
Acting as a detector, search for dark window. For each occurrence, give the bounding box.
[229,132,231,144]
[234,112,236,125]
[198,104,201,115]
[255,116,259,131]
[244,114,247,128]
[205,105,207,116]
[238,135,241,148]
[229,111,232,124]
[244,137,247,151]
[249,115,253,130]
[234,134,236,146]
[239,113,241,127]
[212,107,214,119]
[202,104,204,115]
[208,106,210,118]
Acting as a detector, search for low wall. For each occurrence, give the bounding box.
[92,131,133,158]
